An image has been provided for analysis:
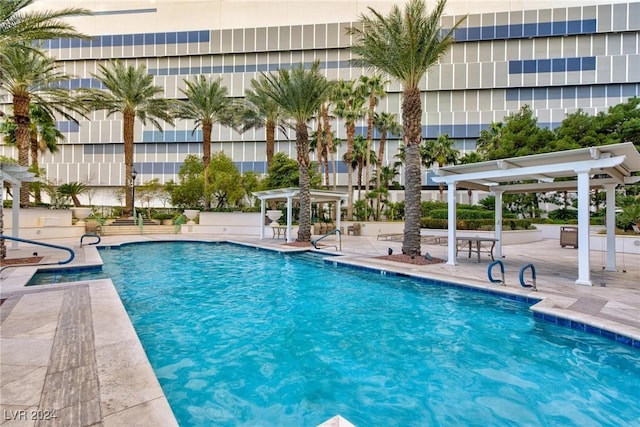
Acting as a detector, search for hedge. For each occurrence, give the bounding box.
[420,218,533,230]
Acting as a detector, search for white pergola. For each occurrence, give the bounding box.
[1,162,38,248]
[431,142,640,286]
[253,188,348,243]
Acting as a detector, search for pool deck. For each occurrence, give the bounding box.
[1,233,639,426]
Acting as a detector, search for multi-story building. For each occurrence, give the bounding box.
[1,0,638,206]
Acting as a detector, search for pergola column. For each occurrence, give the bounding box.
[259,198,266,240]
[603,183,617,271]
[446,182,457,265]
[11,182,21,249]
[286,196,293,243]
[575,169,592,286]
[493,189,504,259]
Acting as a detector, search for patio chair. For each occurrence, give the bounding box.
[633,224,640,234]
[347,223,361,236]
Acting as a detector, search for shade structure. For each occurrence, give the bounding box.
[430,142,640,286]
[253,188,348,243]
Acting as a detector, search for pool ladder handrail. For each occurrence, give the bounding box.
[80,233,101,247]
[519,263,537,291]
[312,229,342,252]
[0,234,75,273]
[487,260,506,285]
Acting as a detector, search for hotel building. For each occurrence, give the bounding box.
[1,0,639,205]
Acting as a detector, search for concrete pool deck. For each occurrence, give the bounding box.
[1,233,639,425]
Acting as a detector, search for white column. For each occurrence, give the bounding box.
[259,198,265,240]
[11,182,20,248]
[446,182,457,266]
[493,190,504,259]
[604,183,617,271]
[575,170,592,286]
[286,196,293,243]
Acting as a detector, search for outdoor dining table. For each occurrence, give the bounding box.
[456,236,499,263]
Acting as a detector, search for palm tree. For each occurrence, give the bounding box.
[0,44,86,206]
[81,60,174,216]
[332,79,366,219]
[421,133,459,201]
[242,75,289,172]
[1,104,65,204]
[357,74,387,194]
[349,134,377,199]
[476,121,504,160]
[175,75,235,210]
[349,0,464,256]
[259,61,332,242]
[57,182,87,207]
[373,111,401,217]
[0,0,90,50]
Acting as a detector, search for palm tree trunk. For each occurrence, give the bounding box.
[203,121,212,210]
[30,128,41,204]
[346,122,355,220]
[123,110,135,216]
[266,119,275,169]
[402,87,423,256]
[376,131,387,220]
[14,95,31,208]
[316,118,324,184]
[266,119,276,210]
[365,95,375,194]
[322,105,336,190]
[295,121,311,242]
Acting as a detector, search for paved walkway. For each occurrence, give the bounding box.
[1,233,638,426]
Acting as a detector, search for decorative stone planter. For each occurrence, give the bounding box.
[71,207,92,226]
[266,210,283,224]
[184,209,200,225]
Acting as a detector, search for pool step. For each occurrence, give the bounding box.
[99,224,179,235]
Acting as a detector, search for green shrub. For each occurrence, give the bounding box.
[549,208,578,221]
[430,209,494,220]
[420,218,533,230]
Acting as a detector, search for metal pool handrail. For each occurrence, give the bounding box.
[0,235,75,273]
[312,229,342,251]
[80,233,101,247]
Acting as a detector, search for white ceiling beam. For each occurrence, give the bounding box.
[431,156,626,184]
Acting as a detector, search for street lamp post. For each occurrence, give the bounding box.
[131,168,138,218]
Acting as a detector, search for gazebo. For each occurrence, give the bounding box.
[1,162,37,251]
[253,188,348,243]
[431,142,640,286]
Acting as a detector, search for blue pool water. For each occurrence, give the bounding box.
[30,242,640,426]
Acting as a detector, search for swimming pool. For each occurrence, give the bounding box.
[30,241,640,425]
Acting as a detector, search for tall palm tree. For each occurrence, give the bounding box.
[332,79,366,220]
[259,61,332,242]
[0,44,86,206]
[349,0,464,255]
[175,75,235,210]
[0,0,90,50]
[350,134,377,199]
[81,60,174,216]
[421,133,459,201]
[357,74,387,194]
[242,75,289,172]
[373,111,401,217]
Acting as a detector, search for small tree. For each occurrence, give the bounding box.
[207,152,244,209]
[166,155,205,209]
[57,182,87,207]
